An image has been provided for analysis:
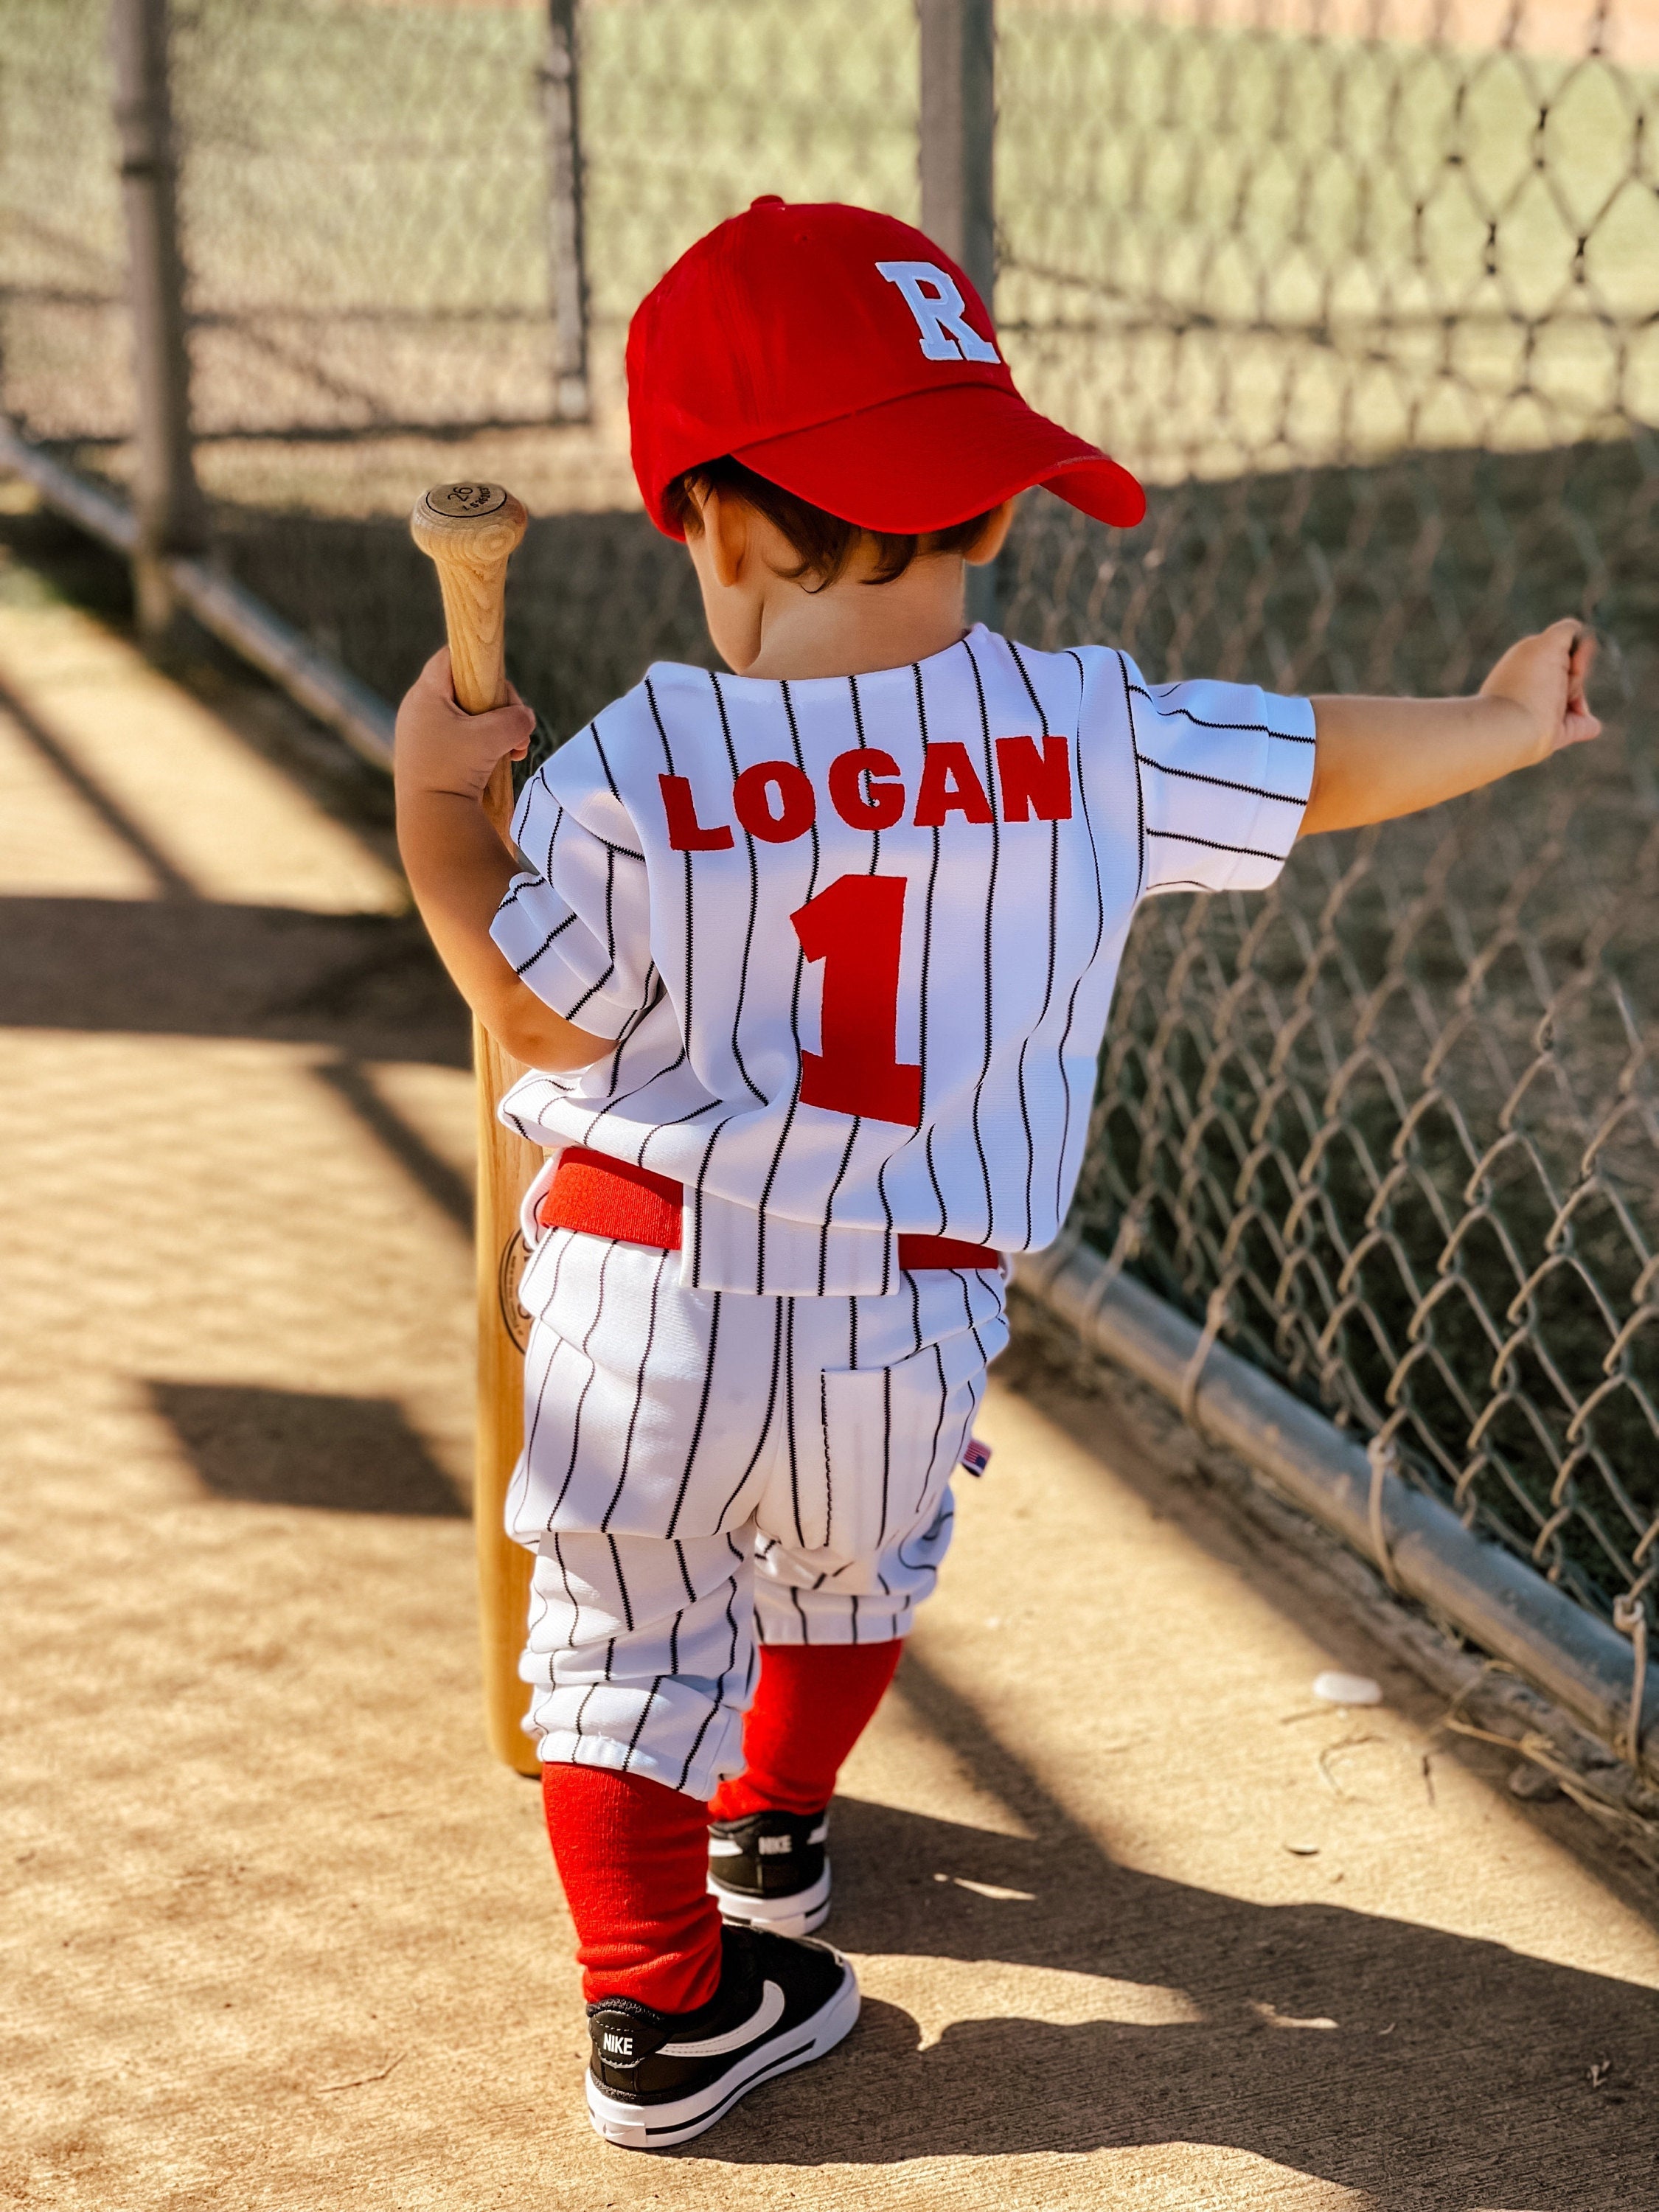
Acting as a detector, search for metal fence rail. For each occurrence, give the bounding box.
[1,1,1655,1751]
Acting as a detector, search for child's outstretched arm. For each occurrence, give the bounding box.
[1301,619,1600,838]
[394,650,608,1071]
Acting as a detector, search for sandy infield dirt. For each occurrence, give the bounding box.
[4,500,1658,2211]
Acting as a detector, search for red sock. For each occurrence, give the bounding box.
[708,1638,905,1822]
[541,1764,723,2014]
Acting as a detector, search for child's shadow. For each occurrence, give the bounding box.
[694,1653,1659,2202]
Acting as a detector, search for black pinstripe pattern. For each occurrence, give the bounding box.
[752,678,821,1294]
[1116,651,1147,898]
[846,670,894,1295]
[605,1533,635,1632]
[664,1288,723,1539]
[817,1372,835,1551]
[1147,826,1291,863]
[602,967,667,1093]
[542,842,616,1020]
[590,723,620,799]
[783,1295,804,1547]
[543,1237,616,1524]
[519,1228,577,1484]
[1135,751,1307,805]
[551,1530,581,1646]
[675,1700,719,1792]
[1051,650,1110,1220]
[875,660,944,1237]
[712,1295,785,1526]
[622,1676,662,1769]
[508,908,580,980]
[963,633,1000,1243]
[1129,684,1316,740]
[1007,638,1062,1246]
[599,1245,669,1529]
[708,669,768,1105]
[880,1367,893,1546]
[812,672,872,1295]
[643,674,697,1043]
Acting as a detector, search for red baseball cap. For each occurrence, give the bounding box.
[628,198,1145,540]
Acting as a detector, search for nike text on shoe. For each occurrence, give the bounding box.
[585,1923,859,2149]
[707,1808,832,1938]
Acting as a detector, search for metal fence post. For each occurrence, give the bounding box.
[544,0,590,423]
[918,0,997,626]
[109,0,206,642]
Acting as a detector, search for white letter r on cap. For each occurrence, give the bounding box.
[875,260,999,364]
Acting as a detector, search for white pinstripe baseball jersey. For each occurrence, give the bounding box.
[491,623,1315,1295]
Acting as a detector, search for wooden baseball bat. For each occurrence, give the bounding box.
[410,481,543,1778]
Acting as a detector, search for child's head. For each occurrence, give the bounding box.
[627,202,1144,667]
[663,452,1014,672]
[663,454,1001,591]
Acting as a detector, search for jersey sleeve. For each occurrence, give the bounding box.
[489,752,655,1043]
[1121,660,1316,897]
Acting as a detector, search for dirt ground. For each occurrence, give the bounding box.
[4,494,1659,2212]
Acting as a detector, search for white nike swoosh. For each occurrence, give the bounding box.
[658,1979,785,2059]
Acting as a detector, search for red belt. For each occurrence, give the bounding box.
[537,1147,1000,1272]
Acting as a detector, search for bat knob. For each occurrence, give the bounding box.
[410,481,529,570]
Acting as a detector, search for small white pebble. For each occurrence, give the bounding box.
[1312,1670,1382,1706]
[1283,1841,1321,1856]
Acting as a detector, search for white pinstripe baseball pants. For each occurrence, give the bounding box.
[507,1225,1008,1801]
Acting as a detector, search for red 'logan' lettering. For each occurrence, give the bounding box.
[995,733,1073,822]
[913,741,993,827]
[828,748,905,830]
[659,737,1071,848]
[734,759,817,843]
[660,773,734,851]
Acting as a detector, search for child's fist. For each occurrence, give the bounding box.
[394,647,538,801]
[1479,619,1601,761]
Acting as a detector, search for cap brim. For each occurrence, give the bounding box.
[731,381,1145,535]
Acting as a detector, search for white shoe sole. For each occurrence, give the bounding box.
[585,1952,860,2150]
[706,1861,832,1939]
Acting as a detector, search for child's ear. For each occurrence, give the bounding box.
[964,498,1018,566]
[702,485,751,590]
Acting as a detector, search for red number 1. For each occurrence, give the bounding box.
[790,874,922,1127]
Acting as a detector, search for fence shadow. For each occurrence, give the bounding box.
[145,1379,465,1517]
[0,893,468,1066]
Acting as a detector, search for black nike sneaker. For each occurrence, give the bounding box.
[585,1921,858,2149]
[706,1806,832,1937]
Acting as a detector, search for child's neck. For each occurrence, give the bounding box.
[734,554,973,682]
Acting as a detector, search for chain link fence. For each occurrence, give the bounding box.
[992,4,1659,1644]
[2,4,1655,1664]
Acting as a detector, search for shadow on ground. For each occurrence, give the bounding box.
[695,1650,1659,2202]
[0,654,468,1068]
[146,1380,466,1516]
[0,891,467,1063]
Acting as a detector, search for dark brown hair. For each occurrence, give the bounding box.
[664,455,998,589]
